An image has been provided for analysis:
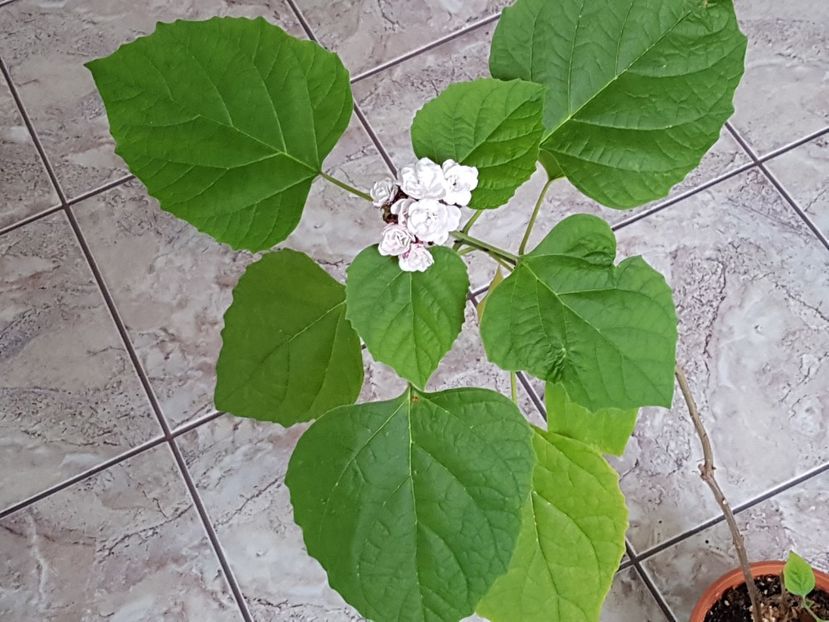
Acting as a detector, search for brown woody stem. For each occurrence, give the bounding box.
[675,365,763,622]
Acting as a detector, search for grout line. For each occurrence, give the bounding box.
[282,0,317,41]
[516,371,546,419]
[0,435,167,520]
[3,53,254,622]
[0,202,64,236]
[67,173,135,206]
[1,58,68,205]
[636,459,829,565]
[756,126,829,164]
[171,410,226,438]
[350,11,501,84]
[629,553,680,622]
[165,437,254,622]
[726,122,829,251]
[354,103,398,175]
[611,160,756,231]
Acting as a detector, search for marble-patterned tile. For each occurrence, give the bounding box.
[72,120,389,428]
[602,567,670,622]
[731,0,829,155]
[765,134,829,239]
[643,471,829,621]
[176,416,363,621]
[0,72,59,230]
[0,444,243,621]
[0,0,304,198]
[293,0,507,76]
[0,212,161,510]
[353,24,750,289]
[609,169,829,551]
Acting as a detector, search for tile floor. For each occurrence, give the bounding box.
[0,0,827,620]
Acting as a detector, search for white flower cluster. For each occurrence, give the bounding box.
[370,158,479,272]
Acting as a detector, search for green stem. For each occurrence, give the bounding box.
[451,231,518,264]
[319,171,372,201]
[803,600,828,622]
[510,372,518,404]
[519,178,553,256]
[457,246,477,256]
[453,210,484,250]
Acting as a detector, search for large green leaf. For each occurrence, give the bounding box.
[490,0,747,208]
[214,250,363,426]
[480,214,677,410]
[346,245,469,388]
[478,429,627,622]
[287,387,535,622]
[546,383,638,456]
[87,17,353,251]
[411,78,545,209]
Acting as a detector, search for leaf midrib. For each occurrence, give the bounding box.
[129,34,322,176]
[220,299,345,404]
[542,2,699,144]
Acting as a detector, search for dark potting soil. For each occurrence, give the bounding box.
[705,574,829,622]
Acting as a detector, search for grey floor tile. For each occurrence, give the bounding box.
[765,134,829,239]
[0,0,304,199]
[176,416,363,621]
[71,120,388,428]
[352,24,751,289]
[293,0,506,76]
[0,212,161,510]
[732,0,828,155]
[609,169,829,551]
[0,73,58,230]
[642,470,829,621]
[602,567,670,622]
[0,443,243,621]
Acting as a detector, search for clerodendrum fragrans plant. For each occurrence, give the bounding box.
[88,1,746,620]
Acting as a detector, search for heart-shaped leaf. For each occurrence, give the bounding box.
[480,214,677,410]
[87,17,353,251]
[287,387,535,622]
[546,383,638,456]
[215,250,363,426]
[478,429,627,622]
[411,78,545,209]
[346,245,469,388]
[490,0,747,208]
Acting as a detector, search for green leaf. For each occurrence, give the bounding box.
[478,429,627,622]
[411,78,545,209]
[214,250,363,425]
[784,552,816,597]
[286,387,535,622]
[346,245,469,388]
[490,0,747,207]
[546,383,638,456]
[480,214,677,410]
[87,17,353,251]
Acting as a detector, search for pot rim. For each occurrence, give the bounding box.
[690,560,829,621]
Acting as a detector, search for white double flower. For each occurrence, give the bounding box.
[373,157,479,272]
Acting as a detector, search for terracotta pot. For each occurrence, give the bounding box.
[691,560,829,621]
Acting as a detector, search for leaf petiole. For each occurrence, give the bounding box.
[319,171,373,201]
[518,178,553,256]
[451,230,518,264]
[453,210,484,250]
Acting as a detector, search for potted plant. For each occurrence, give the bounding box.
[83,0,794,620]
